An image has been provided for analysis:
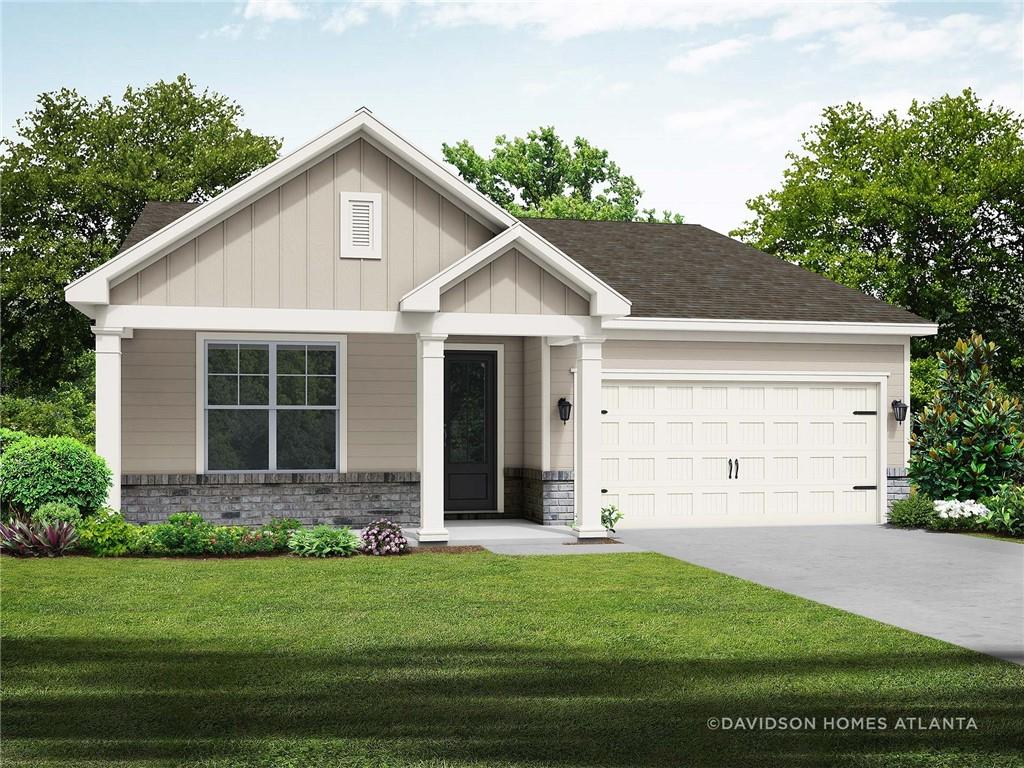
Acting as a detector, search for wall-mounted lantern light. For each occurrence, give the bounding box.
[557,397,573,424]
[891,399,909,424]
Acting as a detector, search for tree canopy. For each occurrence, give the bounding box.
[443,126,683,223]
[732,89,1024,390]
[1,75,281,396]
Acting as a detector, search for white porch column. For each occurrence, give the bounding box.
[417,333,449,543]
[574,336,605,539]
[93,327,130,511]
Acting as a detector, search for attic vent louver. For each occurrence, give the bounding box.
[340,191,382,259]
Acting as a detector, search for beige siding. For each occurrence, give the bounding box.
[121,330,196,474]
[111,138,495,311]
[523,338,543,469]
[548,340,908,470]
[549,343,577,471]
[347,334,417,471]
[440,249,589,315]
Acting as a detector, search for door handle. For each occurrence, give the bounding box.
[727,459,733,479]
[735,458,740,479]
[601,488,608,494]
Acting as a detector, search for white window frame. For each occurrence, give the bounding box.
[196,332,348,474]
[340,191,382,260]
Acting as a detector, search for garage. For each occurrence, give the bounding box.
[600,374,884,527]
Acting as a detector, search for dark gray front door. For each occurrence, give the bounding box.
[444,350,497,511]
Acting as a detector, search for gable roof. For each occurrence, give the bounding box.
[400,223,631,317]
[65,108,517,306]
[525,218,928,325]
[118,201,199,253]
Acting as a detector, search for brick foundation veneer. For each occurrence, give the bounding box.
[518,468,574,526]
[887,466,910,510]
[121,472,420,527]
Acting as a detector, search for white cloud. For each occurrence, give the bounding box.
[242,0,305,22]
[202,23,245,40]
[667,37,751,73]
[323,5,370,34]
[665,100,759,131]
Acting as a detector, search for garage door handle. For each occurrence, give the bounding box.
[601,488,608,494]
[853,485,877,490]
[727,459,733,479]
[734,458,739,479]
[601,409,608,414]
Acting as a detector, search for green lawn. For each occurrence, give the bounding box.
[2,552,1021,768]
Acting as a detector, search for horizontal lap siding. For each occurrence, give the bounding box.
[523,338,543,469]
[121,330,196,473]
[547,340,908,471]
[347,334,417,471]
[110,139,494,311]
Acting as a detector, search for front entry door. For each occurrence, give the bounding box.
[444,350,498,511]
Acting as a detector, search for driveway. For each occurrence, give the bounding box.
[615,526,1024,664]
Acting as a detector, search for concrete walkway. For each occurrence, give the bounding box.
[615,525,1024,665]
[410,520,648,555]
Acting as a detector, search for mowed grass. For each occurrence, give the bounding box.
[2,552,1021,768]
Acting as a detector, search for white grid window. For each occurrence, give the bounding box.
[205,341,340,472]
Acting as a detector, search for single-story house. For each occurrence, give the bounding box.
[66,109,936,541]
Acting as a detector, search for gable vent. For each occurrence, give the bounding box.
[340,191,382,259]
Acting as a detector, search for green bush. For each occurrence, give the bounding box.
[601,504,624,533]
[287,525,360,558]
[910,334,1024,500]
[31,501,83,528]
[927,499,989,532]
[910,356,941,413]
[887,492,935,528]
[980,484,1024,537]
[0,427,30,456]
[144,512,217,556]
[0,385,95,445]
[0,435,112,515]
[262,517,302,549]
[77,510,142,557]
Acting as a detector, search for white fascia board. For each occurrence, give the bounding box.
[601,317,938,337]
[65,108,516,306]
[399,223,631,317]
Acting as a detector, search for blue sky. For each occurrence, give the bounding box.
[3,1,1022,232]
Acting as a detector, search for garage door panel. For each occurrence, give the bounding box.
[602,378,880,528]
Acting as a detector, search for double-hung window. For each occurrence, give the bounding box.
[204,341,340,472]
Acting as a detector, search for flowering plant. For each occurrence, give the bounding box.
[933,499,989,519]
[360,518,409,556]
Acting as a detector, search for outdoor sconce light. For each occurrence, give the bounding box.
[891,399,909,424]
[557,397,573,424]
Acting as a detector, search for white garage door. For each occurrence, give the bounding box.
[600,379,880,527]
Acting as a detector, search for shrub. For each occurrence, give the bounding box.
[928,499,988,532]
[262,517,303,550]
[288,525,360,558]
[0,435,111,515]
[144,512,216,556]
[601,504,624,533]
[887,492,934,528]
[0,385,95,445]
[910,356,941,414]
[360,518,409,556]
[77,510,142,557]
[910,334,1024,500]
[0,427,30,456]
[980,484,1024,537]
[31,501,83,528]
[0,519,79,557]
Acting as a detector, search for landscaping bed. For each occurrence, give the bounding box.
[3,552,1022,768]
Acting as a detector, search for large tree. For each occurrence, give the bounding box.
[443,126,683,223]
[732,89,1024,390]
[1,75,281,396]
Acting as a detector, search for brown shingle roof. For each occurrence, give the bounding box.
[118,203,927,324]
[526,218,927,324]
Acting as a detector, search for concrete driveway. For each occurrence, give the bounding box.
[615,526,1024,664]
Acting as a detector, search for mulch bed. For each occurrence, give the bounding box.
[409,545,485,554]
[563,537,621,545]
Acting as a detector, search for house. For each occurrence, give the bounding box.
[65,109,936,542]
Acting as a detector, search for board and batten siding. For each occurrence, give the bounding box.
[547,340,908,472]
[523,338,543,469]
[440,249,589,315]
[110,138,494,311]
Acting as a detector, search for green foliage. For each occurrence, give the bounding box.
[77,510,142,557]
[31,501,83,528]
[0,382,95,445]
[1,75,281,396]
[262,517,303,549]
[910,356,941,414]
[143,512,216,556]
[910,335,1024,500]
[600,504,624,533]
[733,90,1024,392]
[0,427,31,455]
[0,435,112,515]
[443,126,683,223]
[287,525,360,558]
[887,492,935,528]
[0,518,78,557]
[980,484,1024,537]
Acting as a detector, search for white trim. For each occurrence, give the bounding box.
[340,191,382,260]
[417,333,449,543]
[195,332,348,474]
[599,368,889,524]
[65,108,516,305]
[399,223,631,317]
[903,336,912,467]
[602,317,937,337]
[445,342,505,514]
[540,337,551,472]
